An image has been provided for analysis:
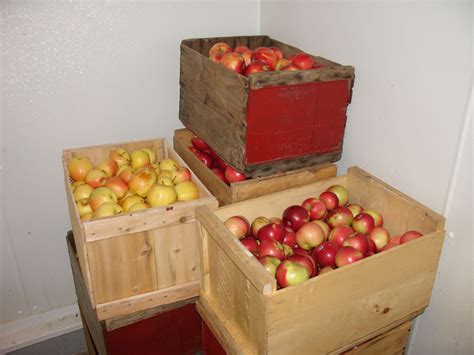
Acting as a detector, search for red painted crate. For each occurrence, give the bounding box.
[179,35,355,178]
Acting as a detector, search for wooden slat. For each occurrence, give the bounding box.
[79,305,99,355]
[95,281,200,321]
[265,231,444,355]
[343,320,412,355]
[66,233,107,355]
[87,231,158,304]
[151,222,200,290]
[196,206,275,295]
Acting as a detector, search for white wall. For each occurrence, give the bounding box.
[261,0,472,353]
[1,0,259,325]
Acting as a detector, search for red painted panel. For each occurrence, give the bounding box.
[104,304,202,355]
[245,80,349,164]
[202,321,226,355]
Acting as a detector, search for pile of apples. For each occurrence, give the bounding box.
[68,147,200,221]
[188,135,247,185]
[208,42,322,76]
[224,185,423,289]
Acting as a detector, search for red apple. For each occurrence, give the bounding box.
[68,157,94,182]
[282,205,310,231]
[369,227,390,251]
[287,255,316,277]
[327,185,349,207]
[211,168,228,184]
[282,227,297,248]
[244,61,270,76]
[209,52,224,63]
[302,198,327,220]
[364,209,384,227]
[381,243,398,252]
[191,136,210,151]
[195,151,213,168]
[327,206,353,228]
[319,266,335,275]
[251,216,270,238]
[343,233,369,256]
[293,247,310,257]
[291,53,315,70]
[234,45,250,54]
[258,239,285,260]
[106,176,128,199]
[390,235,402,245]
[335,246,364,267]
[281,64,300,71]
[319,191,339,210]
[268,46,284,60]
[312,241,340,268]
[347,204,364,217]
[328,225,354,247]
[312,220,330,239]
[224,166,247,183]
[224,215,250,239]
[367,236,377,254]
[240,237,259,255]
[208,42,232,57]
[295,222,325,250]
[258,256,281,277]
[400,230,423,244]
[257,223,285,243]
[241,50,254,66]
[253,47,277,70]
[276,260,310,288]
[220,52,245,74]
[171,167,192,184]
[352,213,375,234]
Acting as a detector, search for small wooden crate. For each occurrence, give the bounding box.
[173,128,338,206]
[63,138,218,321]
[179,35,355,178]
[66,232,203,355]
[195,167,445,355]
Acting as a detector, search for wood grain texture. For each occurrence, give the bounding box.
[196,167,446,355]
[173,128,338,205]
[344,320,412,355]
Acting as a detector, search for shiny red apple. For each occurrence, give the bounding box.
[258,222,285,243]
[302,198,327,220]
[240,237,259,255]
[312,241,340,268]
[400,230,423,244]
[335,247,364,267]
[224,216,250,239]
[258,239,285,260]
[295,222,325,250]
[352,213,375,234]
[328,225,354,247]
[343,233,369,256]
[224,166,247,183]
[282,205,310,231]
[369,227,390,251]
[291,53,315,70]
[319,191,339,210]
[327,206,353,228]
[287,255,317,277]
[276,260,310,288]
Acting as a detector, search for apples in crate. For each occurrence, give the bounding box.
[67,147,200,221]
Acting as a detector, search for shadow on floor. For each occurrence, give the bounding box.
[7,329,86,355]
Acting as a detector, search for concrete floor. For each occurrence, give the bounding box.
[7,330,87,355]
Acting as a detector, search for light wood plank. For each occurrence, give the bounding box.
[95,281,200,321]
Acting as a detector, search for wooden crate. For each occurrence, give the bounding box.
[63,138,218,320]
[179,35,355,178]
[173,128,338,206]
[201,318,412,355]
[195,167,445,355]
[66,232,203,355]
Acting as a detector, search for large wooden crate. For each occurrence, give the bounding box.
[173,128,338,205]
[63,138,218,320]
[195,167,445,355]
[179,35,355,178]
[66,232,202,355]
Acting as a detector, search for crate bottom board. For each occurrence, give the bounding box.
[201,307,413,355]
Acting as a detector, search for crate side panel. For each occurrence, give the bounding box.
[87,231,158,304]
[151,223,200,289]
[204,232,267,354]
[266,231,444,355]
[346,167,445,236]
[344,320,412,355]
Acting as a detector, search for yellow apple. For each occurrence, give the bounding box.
[146,184,177,207]
[131,150,150,169]
[128,202,150,212]
[118,165,135,183]
[89,187,118,210]
[142,148,157,164]
[121,195,145,212]
[71,181,86,191]
[150,163,160,176]
[159,158,179,172]
[171,167,192,184]
[105,176,128,199]
[109,148,131,166]
[157,176,174,186]
[175,181,199,201]
[119,190,136,205]
[68,157,93,182]
[85,169,107,188]
[93,202,123,219]
[76,199,93,216]
[73,183,94,202]
[97,158,118,178]
[128,166,157,197]
[81,213,93,222]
